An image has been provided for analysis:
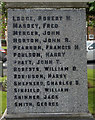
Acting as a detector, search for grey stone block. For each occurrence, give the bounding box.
[6,8,95,120]
[5,113,95,120]
[7,9,88,114]
[5,2,88,9]
[2,0,92,3]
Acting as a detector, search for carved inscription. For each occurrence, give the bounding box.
[8,10,85,113]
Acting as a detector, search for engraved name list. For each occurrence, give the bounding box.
[7,9,87,113]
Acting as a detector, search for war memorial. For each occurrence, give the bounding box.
[2,0,95,120]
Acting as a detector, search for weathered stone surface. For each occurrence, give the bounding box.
[7,9,88,114]
[3,0,90,8]
[2,0,92,2]
[5,3,88,8]
[3,0,91,8]
[5,113,95,120]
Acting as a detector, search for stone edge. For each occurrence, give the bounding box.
[5,2,88,8]
[4,113,94,119]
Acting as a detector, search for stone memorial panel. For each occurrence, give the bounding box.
[7,9,88,114]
